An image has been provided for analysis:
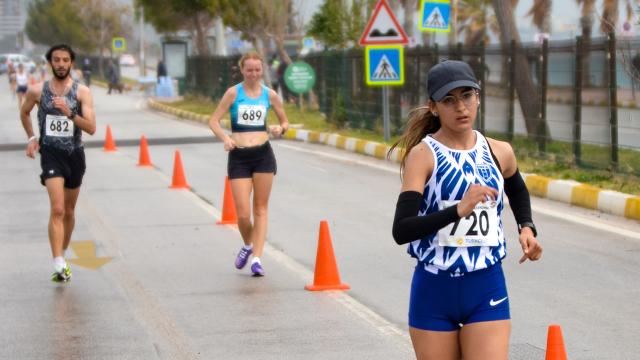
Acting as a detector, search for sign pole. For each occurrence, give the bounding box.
[382,86,390,142]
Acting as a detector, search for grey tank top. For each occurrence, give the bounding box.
[38,81,83,152]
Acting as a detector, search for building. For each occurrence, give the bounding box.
[0,0,26,53]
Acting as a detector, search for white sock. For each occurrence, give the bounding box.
[53,256,66,272]
[251,257,261,265]
[243,245,253,251]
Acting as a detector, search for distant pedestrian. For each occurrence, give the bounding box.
[107,59,121,94]
[8,62,17,98]
[208,51,289,277]
[15,63,29,109]
[82,58,91,87]
[156,59,167,83]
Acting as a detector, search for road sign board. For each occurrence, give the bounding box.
[284,61,316,94]
[112,37,126,52]
[365,45,404,86]
[359,0,408,45]
[419,0,451,33]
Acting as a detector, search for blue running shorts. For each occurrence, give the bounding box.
[409,263,510,331]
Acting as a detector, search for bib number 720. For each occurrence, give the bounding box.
[450,210,490,236]
[438,200,499,247]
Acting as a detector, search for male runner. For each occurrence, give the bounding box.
[20,44,96,282]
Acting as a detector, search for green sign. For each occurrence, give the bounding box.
[284,61,316,94]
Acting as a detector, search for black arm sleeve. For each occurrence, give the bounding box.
[392,191,461,245]
[504,169,533,225]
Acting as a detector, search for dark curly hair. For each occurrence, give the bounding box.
[45,44,76,63]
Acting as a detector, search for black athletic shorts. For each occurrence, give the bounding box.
[40,146,86,189]
[227,141,277,179]
[16,85,28,94]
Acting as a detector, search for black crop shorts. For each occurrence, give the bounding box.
[40,146,86,189]
[227,141,277,179]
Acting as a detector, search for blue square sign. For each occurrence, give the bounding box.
[365,45,404,86]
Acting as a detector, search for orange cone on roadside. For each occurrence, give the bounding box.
[104,125,117,152]
[545,324,568,360]
[305,220,350,291]
[169,150,189,189]
[216,176,237,225]
[137,135,153,167]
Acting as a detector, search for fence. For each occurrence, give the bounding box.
[183,36,640,176]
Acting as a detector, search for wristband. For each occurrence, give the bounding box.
[28,136,36,143]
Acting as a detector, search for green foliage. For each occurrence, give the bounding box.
[307,0,368,49]
[329,91,348,128]
[307,0,346,49]
[25,0,92,51]
[26,0,130,55]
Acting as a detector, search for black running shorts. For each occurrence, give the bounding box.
[227,141,277,179]
[40,146,86,189]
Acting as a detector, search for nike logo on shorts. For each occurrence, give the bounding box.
[489,297,508,306]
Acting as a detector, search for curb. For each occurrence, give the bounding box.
[147,98,640,222]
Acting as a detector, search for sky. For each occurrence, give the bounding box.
[297,0,638,43]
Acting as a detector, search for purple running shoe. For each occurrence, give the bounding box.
[235,247,252,269]
[251,262,264,277]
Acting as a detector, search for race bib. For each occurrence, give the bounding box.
[237,104,266,127]
[438,200,499,247]
[45,114,74,137]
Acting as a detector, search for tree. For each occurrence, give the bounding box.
[398,0,418,44]
[307,0,369,49]
[527,0,552,35]
[308,0,349,49]
[457,0,498,46]
[25,0,93,52]
[219,0,299,85]
[492,0,539,136]
[26,0,131,78]
[136,0,220,56]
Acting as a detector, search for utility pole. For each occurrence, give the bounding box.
[139,6,146,76]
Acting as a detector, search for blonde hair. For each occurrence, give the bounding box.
[388,105,441,175]
[238,51,263,69]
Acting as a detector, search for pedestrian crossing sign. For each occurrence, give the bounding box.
[365,45,404,86]
[112,37,126,52]
[419,0,451,33]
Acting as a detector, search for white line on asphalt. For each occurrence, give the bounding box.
[277,142,640,241]
[276,142,398,174]
[172,178,413,352]
[531,202,640,241]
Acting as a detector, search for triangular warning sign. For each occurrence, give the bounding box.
[359,0,409,45]
[424,6,447,29]
[372,55,399,80]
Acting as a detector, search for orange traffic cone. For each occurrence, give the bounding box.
[104,125,117,152]
[545,324,568,360]
[305,220,350,291]
[137,135,153,167]
[169,150,189,189]
[216,176,238,225]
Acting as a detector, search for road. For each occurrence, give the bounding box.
[1,76,639,359]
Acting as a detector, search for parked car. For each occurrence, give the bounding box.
[119,54,136,67]
[0,53,37,74]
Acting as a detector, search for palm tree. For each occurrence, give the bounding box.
[492,0,540,136]
[457,0,499,45]
[576,0,634,86]
[527,0,552,34]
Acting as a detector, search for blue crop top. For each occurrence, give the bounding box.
[230,83,270,132]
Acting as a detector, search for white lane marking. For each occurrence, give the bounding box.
[277,142,640,241]
[306,164,328,173]
[174,179,413,351]
[276,142,398,174]
[531,203,640,241]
